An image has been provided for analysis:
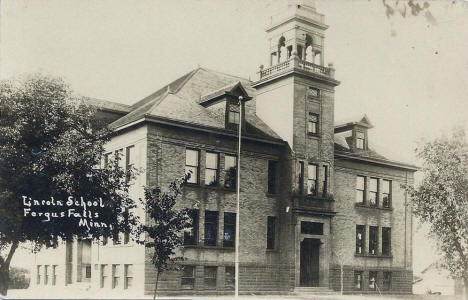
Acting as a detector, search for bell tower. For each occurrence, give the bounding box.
[252,1,340,290]
[268,0,327,66]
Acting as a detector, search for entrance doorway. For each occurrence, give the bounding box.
[300,238,320,287]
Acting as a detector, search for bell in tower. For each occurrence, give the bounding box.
[267,0,327,66]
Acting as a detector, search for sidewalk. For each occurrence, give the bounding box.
[4,289,461,300]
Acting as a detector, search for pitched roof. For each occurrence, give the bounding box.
[82,97,131,114]
[109,67,281,141]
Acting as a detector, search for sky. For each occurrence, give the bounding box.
[1,0,467,274]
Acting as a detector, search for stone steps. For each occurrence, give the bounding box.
[293,286,338,295]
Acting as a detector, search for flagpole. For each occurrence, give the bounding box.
[235,95,243,298]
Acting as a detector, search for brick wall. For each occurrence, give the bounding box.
[144,123,290,294]
[330,159,415,294]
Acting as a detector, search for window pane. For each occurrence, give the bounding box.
[357,132,364,139]
[185,166,198,183]
[204,267,217,290]
[356,225,365,254]
[223,212,236,247]
[229,111,239,124]
[184,210,199,245]
[204,211,218,246]
[225,267,235,290]
[369,178,378,192]
[206,152,218,169]
[308,164,317,180]
[225,155,237,169]
[205,169,217,186]
[308,121,317,133]
[307,180,317,195]
[354,271,362,290]
[369,271,377,290]
[382,227,391,256]
[224,155,237,188]
[185,149,199,166]
[126,146,134,166]
[382,180,390,194]
[356,176,365,190]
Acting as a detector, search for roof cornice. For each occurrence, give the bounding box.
[334,151,419,172]
[111,114,286,146]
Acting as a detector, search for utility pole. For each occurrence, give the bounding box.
[235,95,243,297]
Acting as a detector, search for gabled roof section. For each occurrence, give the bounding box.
[335,114,373,133]
[109,67,282,142]
[129,69,198,110]
[198,81,252,106]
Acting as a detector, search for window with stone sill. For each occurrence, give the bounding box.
[307,113,319,135]
[184,209,199,246]
[369,226,378,255]
[382,179,392,208]
[224,155,237,189]
[204,210,218,246]
[124,264,133,290]
[205,152,219,186]
[356,176,366,204]
[369,178,379,207]
[356,225,365,254]
[307,164,318,196]
[112,264,120,289]
[185,149,199,184]
[223,212,236,247]
[382,227,391,256]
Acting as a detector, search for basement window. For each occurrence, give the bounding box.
[354,271,363,290]
[181,266,195,290]
[204,266,217,290]
[369,271,377,291]
[383,272,392,291]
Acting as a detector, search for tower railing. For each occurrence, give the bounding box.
[258,56,335,81]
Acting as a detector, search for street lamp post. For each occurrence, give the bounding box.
[235,95,243,298]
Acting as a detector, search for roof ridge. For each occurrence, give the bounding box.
[129,68,199,110]
[198,66,250,82]
[173,68,200,94]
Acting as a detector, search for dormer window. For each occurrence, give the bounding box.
[228,108,240,125]
[356,132,365,149]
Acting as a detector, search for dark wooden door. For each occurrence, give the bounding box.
[300,238,320,287]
